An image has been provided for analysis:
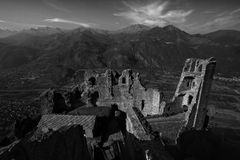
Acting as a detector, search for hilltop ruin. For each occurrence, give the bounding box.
[36,57,216,159]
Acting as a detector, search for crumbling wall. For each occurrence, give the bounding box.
[40,89,55,114]
[162,57,216,130]
[143,88,161,115]
[191,58,216,130]
[40,87,85,115]
[95,70,113,100]
[126,107,154,140]
[91,69,163,116]
[37,57,216,149]
[125,72,162,116]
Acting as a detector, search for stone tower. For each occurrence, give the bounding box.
[173,57,216,130]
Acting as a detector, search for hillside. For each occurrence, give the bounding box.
[0,25,240,89]
[0,29,17,38]
[205,30,240,45]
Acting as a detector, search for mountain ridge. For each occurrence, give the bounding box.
[0,24,240,89]
[0,29,17,38]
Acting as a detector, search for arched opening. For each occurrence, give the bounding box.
[192,81,195,87]
[184,60,191,72]
[183,105,188,112]
[71,88,85,109]
[190,61,196,72]
[141,100,145,111]
[198,64,203,72]
[179,76,195,92]
[111,104,118,110]
[53,93,67,113]
[89,91,99,106]
[122,77,126,84]
[187,81,191,87]
[88,77,96,86]
[111,104,121,118]
[188,95,193,105]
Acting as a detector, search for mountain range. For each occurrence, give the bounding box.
[0,29,17,38]
[0,24,240,89]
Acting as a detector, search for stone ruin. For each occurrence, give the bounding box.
[36,57,216,159]
[147,57,216,143]
[40,69,164,116]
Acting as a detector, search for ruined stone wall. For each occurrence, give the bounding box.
[40,86,86,115]
[95,69,134,111]
[118,69,133,97]
[84,70,112,101]
[89,69,163,116]
[38,57,216,147]
[97,70,114,100]
[40,89,55,114]
[40,89,72,114]
[131,73,162,116]
[193,58,216,130]
[131,74,146,113]
[151,89,161,114]
[139,88,160,116]
[125,107,153,140]
[167,57,216,130]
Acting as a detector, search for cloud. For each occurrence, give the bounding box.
[114,1,193,27]
[0,20,50,29]
[231,8,240,15]
[187,9,240,33]
[44,18,91,27]
[42,0,72,13]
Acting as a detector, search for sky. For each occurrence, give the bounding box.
[0,0,239,33]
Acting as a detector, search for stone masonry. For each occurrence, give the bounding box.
[39,57,216,143]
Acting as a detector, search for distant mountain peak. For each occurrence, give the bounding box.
[115,24,151,33]
[127,24,150,29]
[163,25,182,32]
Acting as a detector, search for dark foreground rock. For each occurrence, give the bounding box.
[166,129,240,160]
[0,126,91,160]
